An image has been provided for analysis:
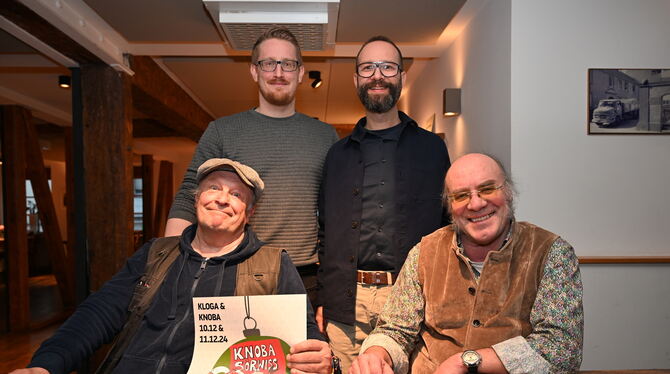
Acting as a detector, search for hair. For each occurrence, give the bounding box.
[443,153,516,216]
[250,27,303,65]
[355,35,404,70]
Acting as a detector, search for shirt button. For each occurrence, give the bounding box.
[381,159,387,163]
[353,188,360,196]
[378,203,384,208]
[380,180,385,186]
[351,221,359,229]
[378,227,383,232]
[468,287,476,295]
[376,252,382,257]
[346,289,353,297]
[472,320,481,327]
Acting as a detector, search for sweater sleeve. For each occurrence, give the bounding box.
[168,121,223,223]
[277,252,325,341]
[27,242,152,374]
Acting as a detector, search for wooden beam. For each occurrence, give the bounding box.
[141,155,154,242]
[0,106,30,331]
[133,118,181,138]
[63,128,76,287]
[23,108,75,307]
[153,161,174,238]
[81,64,134,291]
[130,56,212,141]
[0,0,102,64]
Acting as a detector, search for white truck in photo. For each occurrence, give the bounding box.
[591,98,639,127]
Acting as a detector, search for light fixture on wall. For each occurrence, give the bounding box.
[443,88,461,117]
[309,70,323,88]
[58,75,71,89]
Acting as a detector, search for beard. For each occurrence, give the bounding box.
[357,78,402,114]
[259,78,296,106]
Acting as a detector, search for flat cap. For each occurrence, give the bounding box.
[196,158,264,201]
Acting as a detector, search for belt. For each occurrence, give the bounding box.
[356,271,397,285]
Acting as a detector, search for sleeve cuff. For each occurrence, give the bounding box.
[29,351,67,374]
[360,333,409,374]
[492,336,551,374]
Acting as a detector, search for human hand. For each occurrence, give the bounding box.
[315,306,327,334]
[9,368,50,374]
[350,347,394,374]
[433,352,467,374]
[286,339,331,374]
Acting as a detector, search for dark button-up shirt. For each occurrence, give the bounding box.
[359,123,406,270]
[317,111,450,325]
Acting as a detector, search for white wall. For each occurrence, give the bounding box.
[511,0,670,369]
[406,0,512,169]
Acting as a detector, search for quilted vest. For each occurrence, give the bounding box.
[412,221,557,374]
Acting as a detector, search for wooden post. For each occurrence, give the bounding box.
[152,160,173,238]
[141,155,154,242]
[22,109,75,307]
[81,64,134,291]
[1,106,30,331]
[63,128,76,282]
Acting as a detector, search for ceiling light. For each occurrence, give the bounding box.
[58,75,71,89]
[309,71,323,88]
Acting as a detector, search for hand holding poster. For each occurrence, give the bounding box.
[187,294,306,374]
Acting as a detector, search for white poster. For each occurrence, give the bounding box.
[187,294,306,374]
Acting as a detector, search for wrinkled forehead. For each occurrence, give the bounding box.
[446,155,504,191]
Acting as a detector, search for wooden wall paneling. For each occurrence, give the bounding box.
[141,154,154,242]
[81,64,134,291]
[152,160,173,238]
[22,108,74,307]
[1,106,30,331]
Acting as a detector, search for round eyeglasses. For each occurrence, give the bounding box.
[255,59,300,73]
[447,184,505,208]
[356,61,402,78]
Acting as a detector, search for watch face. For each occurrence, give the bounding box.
[462,351,481,365]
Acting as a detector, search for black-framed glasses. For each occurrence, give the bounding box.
[356,61,402,78]
[255,59,300,72]
[447,184,505,207]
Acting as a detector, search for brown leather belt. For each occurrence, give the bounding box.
[356,271,398,285]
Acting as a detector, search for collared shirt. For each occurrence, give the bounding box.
[358,122,407,270]
[361,232,583,374]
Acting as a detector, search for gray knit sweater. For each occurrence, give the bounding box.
[169,109,338,266]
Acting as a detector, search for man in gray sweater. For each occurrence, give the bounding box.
[166,27,338,301]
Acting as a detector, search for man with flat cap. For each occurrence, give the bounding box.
[12,159,331,374]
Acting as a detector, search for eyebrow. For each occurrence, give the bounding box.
[449,180,498,194]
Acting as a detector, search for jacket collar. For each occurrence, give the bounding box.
[349,111,418,143]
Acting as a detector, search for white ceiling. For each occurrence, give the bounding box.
[0,0,472,137]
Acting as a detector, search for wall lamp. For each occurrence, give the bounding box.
[309,70,323,88]
[58,75,71,89]
[443,88,461,117]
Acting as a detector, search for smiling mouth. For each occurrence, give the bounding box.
[469,212,494,223]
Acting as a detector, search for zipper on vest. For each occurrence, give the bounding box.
[156,258,209,372]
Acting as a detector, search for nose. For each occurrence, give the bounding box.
[371,66,384,80]
[273,64,285,78]
[213,188,230,205]
[466,191,488,211]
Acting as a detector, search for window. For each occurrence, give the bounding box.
[133,179,143,231]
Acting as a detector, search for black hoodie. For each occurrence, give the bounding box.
[29,224,322,374]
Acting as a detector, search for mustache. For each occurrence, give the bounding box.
[361,79,392,90]
[267,78,289,84]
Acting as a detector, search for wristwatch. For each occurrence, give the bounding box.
[461,350,482,373]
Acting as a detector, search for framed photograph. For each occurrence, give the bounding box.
[588,68,670,134]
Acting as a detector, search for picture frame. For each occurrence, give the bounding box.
[587,68,670,134]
